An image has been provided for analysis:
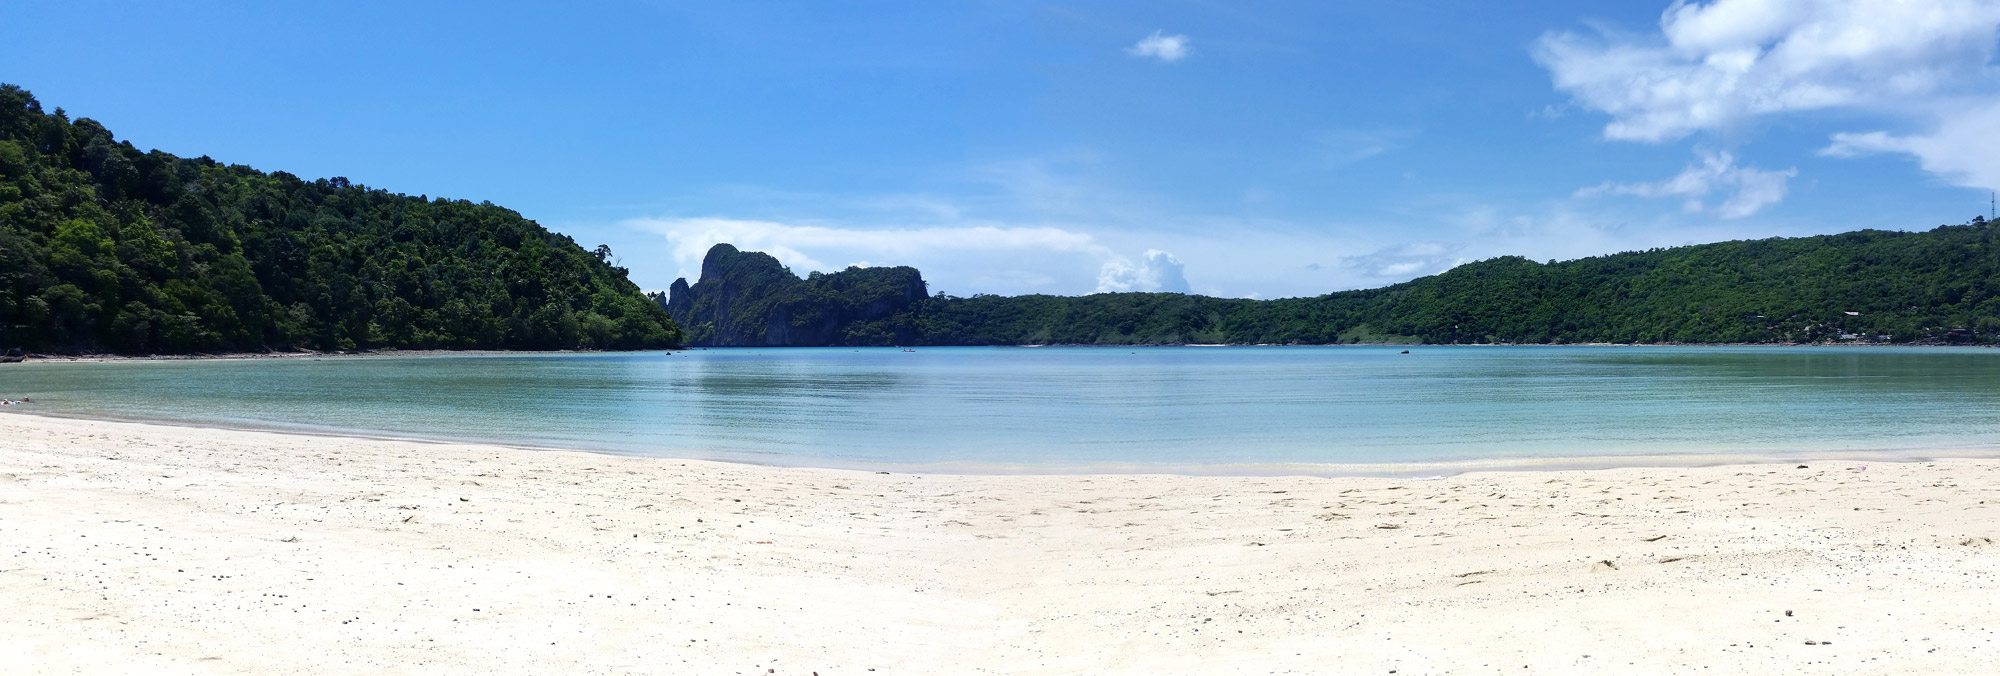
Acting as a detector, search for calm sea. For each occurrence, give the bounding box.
[4,346,1999,472]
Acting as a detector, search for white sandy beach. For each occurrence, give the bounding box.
[2,413,1996,675]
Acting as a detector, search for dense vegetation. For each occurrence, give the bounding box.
[658,243,926,346]
[0,85,680,354]
[672,223,2000,346]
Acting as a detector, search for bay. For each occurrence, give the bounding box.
[4,346,1998,471]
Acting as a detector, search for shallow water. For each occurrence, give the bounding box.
[4,346,1999,470]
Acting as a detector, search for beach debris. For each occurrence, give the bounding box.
[459,497,469,502]
[1785,610,1793,617]
[1316,512,1351,520]
[1592,559,1619,571]
[1205,590,1241,596]
[1451,570,1492,578]
[1797,465,1809,469]
[279,537,299,543]
[1658,556,1685,563]
[1374,524,1402,529]
[1643,535,1667,542]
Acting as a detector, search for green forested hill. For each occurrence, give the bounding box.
[1333,226,2000,345]
[673,222,2000,346]
[0,85,680,354]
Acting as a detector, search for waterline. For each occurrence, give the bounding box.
[6,346,2000,472]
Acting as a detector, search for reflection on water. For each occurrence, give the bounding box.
[4,346,1999,469]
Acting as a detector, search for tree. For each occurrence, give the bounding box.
[0,84,683,354]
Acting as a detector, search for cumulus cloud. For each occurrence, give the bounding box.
[1534,0,2000,143]
[1128,30,1191,62]
[1097,249,1192,293]
[1822,102,2000,191]
[1576,150,1796,218]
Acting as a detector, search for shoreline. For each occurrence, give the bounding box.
[12,408,2000,479]
[11,347,679,363]
[11,341,1995,362]
[3,414,1996,674]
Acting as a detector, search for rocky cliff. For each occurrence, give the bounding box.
[655,244,928,346]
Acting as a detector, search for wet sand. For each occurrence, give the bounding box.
[1,413,1995,674]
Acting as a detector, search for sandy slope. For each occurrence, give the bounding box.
[1,414,1996,675]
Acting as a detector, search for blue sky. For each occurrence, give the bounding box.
[6,0,1999,298]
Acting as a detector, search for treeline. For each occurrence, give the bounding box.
[672,223,2000,346]
[0,84,680,354]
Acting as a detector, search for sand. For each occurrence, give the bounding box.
[1,414,1996,675]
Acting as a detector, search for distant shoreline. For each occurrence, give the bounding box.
[8,340,1993,364]
[9,406,1998,479]
[10,347,683,363]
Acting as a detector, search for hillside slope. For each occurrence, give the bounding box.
[673,223,2000,346]
[0,84,680,354]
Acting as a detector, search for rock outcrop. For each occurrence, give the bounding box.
[658,244,928,346]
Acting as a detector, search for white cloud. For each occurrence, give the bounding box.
[1534,0,2000,143]
[1127,30,1191,62]
[626,216,1106,275]
[1339,242,1468,281]
[1822,102,2000,191]
[624,215,1192,296]
[1097,249,1192,293]
[1311,128,1419,164]
[1576,150,1795,218]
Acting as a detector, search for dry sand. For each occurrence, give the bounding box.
[1,413,1996,675]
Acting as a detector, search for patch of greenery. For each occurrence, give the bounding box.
[674,221,2000,346]
[0,85,680,353]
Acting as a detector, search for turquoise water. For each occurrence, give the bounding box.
[3,346,2000,471]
